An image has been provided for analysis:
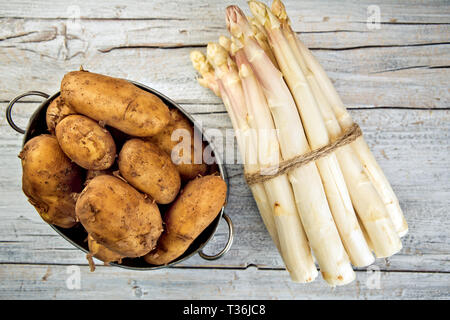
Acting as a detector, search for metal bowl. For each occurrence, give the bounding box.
[6,81,233,270]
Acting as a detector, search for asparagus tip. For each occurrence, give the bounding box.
[225,5,239,34]
[230,36,244,55]
[249,0,280,29]
[219,35,232,53]
[226,5,252,38]
[271,0,289,23]
[207,42,230,71]
[190,50,221,96]
[189,50,204,61]
[248,0,266,25]
[189,50,210,73]
[248,16,267,37]
[206,42,220,64]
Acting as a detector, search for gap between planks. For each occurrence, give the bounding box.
[96,42,450,53]
[1,16,450,25]
[3,101,450,111]
[1,262,449,275]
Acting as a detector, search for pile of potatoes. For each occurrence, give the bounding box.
[20,70,227,268]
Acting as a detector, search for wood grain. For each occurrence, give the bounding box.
[1,0,449,23]
[0,2,448,107]
[1,264,448,299]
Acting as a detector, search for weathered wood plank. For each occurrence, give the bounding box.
[1,0,449,24]
[1,44,448,107]
[1,105,448,272]
[2,16,448,50]
[0,1,448,107]
[0,264,448,299]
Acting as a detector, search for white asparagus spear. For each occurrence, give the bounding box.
[219,81,282,253]
[218,36,233,57]
[190,50,280,252]
[248,17,279,69]
[209,43,317,282]
[270,0,408,237]
[270,0,403,257]
[335,144,403,257]
[270,0,404,256]
[249,1,329,148]
[227,5,355,286]
[234,46,318,282]
[250,0,374,267]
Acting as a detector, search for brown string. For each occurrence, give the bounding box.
[244,123,362,185]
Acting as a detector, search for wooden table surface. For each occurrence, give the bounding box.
[0,0,449,299]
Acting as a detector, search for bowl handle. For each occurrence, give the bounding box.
[198,213,234,261]
[6,91,50,134]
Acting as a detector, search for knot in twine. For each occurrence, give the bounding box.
[244,123,362,185]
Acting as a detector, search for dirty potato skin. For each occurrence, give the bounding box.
[46,96,76,134]
[61,71,171,137]
[56,115,116,170]
[146,108,207,180]
[144,175,227,265]
[88,234,123,264]
[76,175,163,257]
[20,135,83,228]
[119,139,181,204]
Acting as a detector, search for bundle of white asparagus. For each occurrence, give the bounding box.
[190,0,407,286]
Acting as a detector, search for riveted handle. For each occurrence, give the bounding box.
[198,213,234,261]
[6,91,49,134]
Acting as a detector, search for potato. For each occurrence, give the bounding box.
[144,175,227,265]
[118,139,181,204]
[146,108,207,180]
[88,234,123,264]
[46,96,76,134]
[61,71,170,137]
[56,115,116,170]
[19,135,83,228]
[76,175,163,257]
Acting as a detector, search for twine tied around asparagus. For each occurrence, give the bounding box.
[244,123,362,185]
